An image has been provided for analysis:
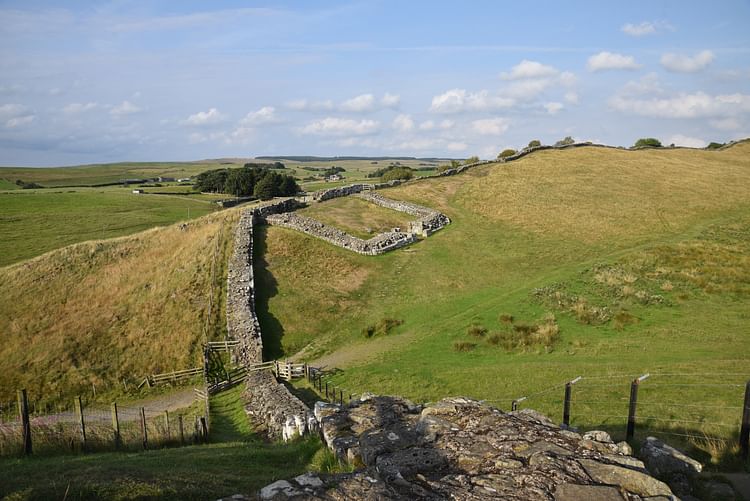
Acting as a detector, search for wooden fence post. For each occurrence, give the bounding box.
[17,389,31,455]
[563,377,582,427]
[325,381,329,399]
[200,416,208,443]
[74,396,86,451]
[627,374,649,442]
[339,389,343,406]
[140,407,148,449]
[111,402,121,450]
[194,416,200,443]
[164,410,171,442]
[178,415,185,445]
[740,379,750,461]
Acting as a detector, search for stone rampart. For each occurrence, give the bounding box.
[225,203,315,440]
[266,212,418,255]
[259,396,677,500]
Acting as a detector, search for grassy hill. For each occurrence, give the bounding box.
[256,144,750,459]
[0,209,240,408]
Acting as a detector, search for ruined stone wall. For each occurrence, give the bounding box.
[258,396,678,500]
[266,212,417,255]
[225,202,315,440]
[355,192,451,236]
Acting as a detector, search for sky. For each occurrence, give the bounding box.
[1,1,749,166]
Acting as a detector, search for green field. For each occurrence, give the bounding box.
[0,189,218,266]
[0,386,335,500]
[296,196,415,238]
[256,144,750,465]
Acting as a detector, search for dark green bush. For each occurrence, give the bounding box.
[498,149,517,159]
[634,138,662,148]
[554,136,575,147]
[528,139,542,148]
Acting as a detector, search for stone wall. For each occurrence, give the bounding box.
[225,202,315,440]
[266,212,418,255]
[259,396,677,500]
[355,192,451,236]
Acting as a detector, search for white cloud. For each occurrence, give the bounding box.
[6,115,35,128]
[564,92,579,104]
[285,99,334,111]
[418,120,435,130]
[660,50,714,73]
[340,93,375,112]
[447,142,468,152]
[239,106,280,125]
[182,108,226,126]
[381,93,400,108]
[667,134,706,148]
[620,73,664,97]
[621,21,656,37]
[429,89,514,113]
[610,91,750,118]
[392,114,414,132]
[439,119,454,129]
[300,117,379,136]
[63,102,98,114]
[471,118,509,135]
[544,102,564,114]
[110,100,142,116]
[501,60,558,80]
[588,52,641,71]
[621,20,674,37]
[0,103,35,128]
[710,118,741,130]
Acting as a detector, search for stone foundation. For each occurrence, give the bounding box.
[266,212,418,255]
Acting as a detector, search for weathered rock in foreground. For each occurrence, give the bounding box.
[260,396,678,500]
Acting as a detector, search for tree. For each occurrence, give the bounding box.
[528,139,542,148]
[279,176,299,196]
[224,167,257,197]
[707,142,724,150]
[634,138,662,148]
[253,175,277,200]
[554,136,575,147]
[382,167,414,182]
[193,169,229,193]
[497,149,516,159]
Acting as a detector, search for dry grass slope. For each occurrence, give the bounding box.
[0,209,240,407]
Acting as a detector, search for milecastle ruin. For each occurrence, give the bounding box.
[222,185,692,500]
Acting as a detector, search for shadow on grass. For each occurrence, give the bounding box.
[253,225,285,361]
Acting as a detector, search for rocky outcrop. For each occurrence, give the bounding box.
[225,201,315,440]
[266,212,418,255]
[640,436,702,498]
[260,396,677,500]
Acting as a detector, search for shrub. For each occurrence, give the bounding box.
[453,341,477,352]
[497,149,517,159]
[362,318,403,338]
[554,136,575,147]
[528,139,542,148]
[706,142,724,150]
[498,313,514,324]
[634,138,662,148]
[466,324,488,337]
[613,309,638,330]
[381,167,413,182]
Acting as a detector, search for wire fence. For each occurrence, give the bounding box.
[1,389,210,457]
[482,372,750,461]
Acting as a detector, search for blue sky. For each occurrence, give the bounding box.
[1,1,749,166]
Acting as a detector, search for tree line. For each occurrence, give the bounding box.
[193,165,299,199]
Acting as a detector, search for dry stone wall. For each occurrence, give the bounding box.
[266,212,418,255]
[225,200,315,440]
[259,396,678,500]
[355,192,450,236]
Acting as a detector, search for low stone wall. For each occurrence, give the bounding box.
[266,212,418,255]
[311,184,365,201]
[225,202,316,440]
[259,396,677,500]
[355,192,451,236]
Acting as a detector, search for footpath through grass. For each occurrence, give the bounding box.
[0,385,333,500]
